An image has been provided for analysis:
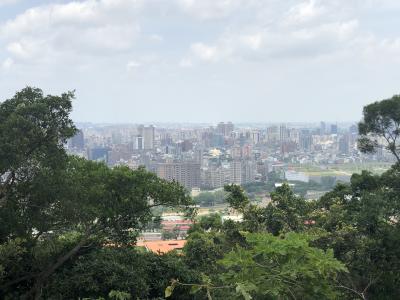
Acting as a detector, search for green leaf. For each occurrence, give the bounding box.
[190,285,202,294]
[236,283,253,300]
[165,285,174,298]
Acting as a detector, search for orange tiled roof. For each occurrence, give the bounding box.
[136,240,186,254]
[161,220,193,225]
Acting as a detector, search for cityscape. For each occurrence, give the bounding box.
[68,121,393,192]
[2,0,400,299]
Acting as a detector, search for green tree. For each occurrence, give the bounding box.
[43,247,199,300]
[313,167,400,299]
[224,184,249,212]
[218,232,347,300]
[184,231,225,274]
[198,213,223,231]
[224,183,311,235]
[0,87,76,238]
[194,190,226,207]
[264,183,311,235]
[170,232,346,299]
[358,95,400,162]
[0,88,193,299]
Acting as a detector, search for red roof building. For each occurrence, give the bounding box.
[136,240,186,254]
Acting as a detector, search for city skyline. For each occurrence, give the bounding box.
[74,121,357,128]
[1,0,400,123]
[68,120,393,193]
[1,2,400,298]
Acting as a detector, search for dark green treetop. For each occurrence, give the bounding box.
[358,95,400,163]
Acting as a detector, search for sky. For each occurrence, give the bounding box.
[0,0,399,123]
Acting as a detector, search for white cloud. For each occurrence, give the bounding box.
[2,57,14,69]
[176,0,243,19]
[285,0,326,25]
[179,57,193,68]
[239,34,263,50]
[185,18,361,65]
[190,43,221,62]
[0,0,19,7]
[126,60,141,70]
[126,54,162,71]
[3,0,399,69]
[359,36,400,64]
[0,0,399,123]
[149,34,163,42]
[0,0,143,64]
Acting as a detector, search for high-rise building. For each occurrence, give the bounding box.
[137,125,144,134]
[88,147,109,163]
[330,124,338,135]
[349,124,358,134]
[320,122,326,135]
[217,122,234,137]
[266,126,279,143]
[280,141,297,155]
[229,159,256,185]
[241,160,256,184]
[108,145,132,166]
[225,122,234,136]
[279,124,288,142]
[256,161,269,181]
[251,131,260,144]
[194,148,203,165]
[157,162,201,190]
[242,145,252,158]
[144,125,155,149]
[231,146,242,159]
[211,134,224,147]
[299,130,312,151]
[69,130,84,150]
[230,160,243,185]
[138,125,155,150]
[202,166,231,189]
[135,136,143,150]
[111,132,122,144]
[338,135,350,154]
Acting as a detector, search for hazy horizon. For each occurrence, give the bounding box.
[1,0,399,123]
[74,121,358,128]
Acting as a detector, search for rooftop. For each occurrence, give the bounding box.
[136,240,186,254]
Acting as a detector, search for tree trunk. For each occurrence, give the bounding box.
[24,234,90,300]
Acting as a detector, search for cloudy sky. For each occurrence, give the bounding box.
[0,0,399,123]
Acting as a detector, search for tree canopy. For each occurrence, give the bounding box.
[358,94,400,162]
[2,88,400,300]
[0,87,193,299]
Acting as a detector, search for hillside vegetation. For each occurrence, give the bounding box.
[1,88,400,299]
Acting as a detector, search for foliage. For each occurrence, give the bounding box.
[0,87,193,299]
[43,247,199,300]
[183,231,225,274]
[224,184,250,212]
[312,166,400,299]
[170,231,347,300]
[264,183,311,235]
[0,87,76,186]
[2,88,400,300]
[162,229,179,240]
[108,290,131,300]
[224,182,311,235]
[194,190,226,207]
[219,232,347,299]
[198,213,223,231]
[188,164,400,299]
[242,176,336,198]
[358,94,400,162]
[241,182,271,194]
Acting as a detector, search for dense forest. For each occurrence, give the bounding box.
[1,88,400,299]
